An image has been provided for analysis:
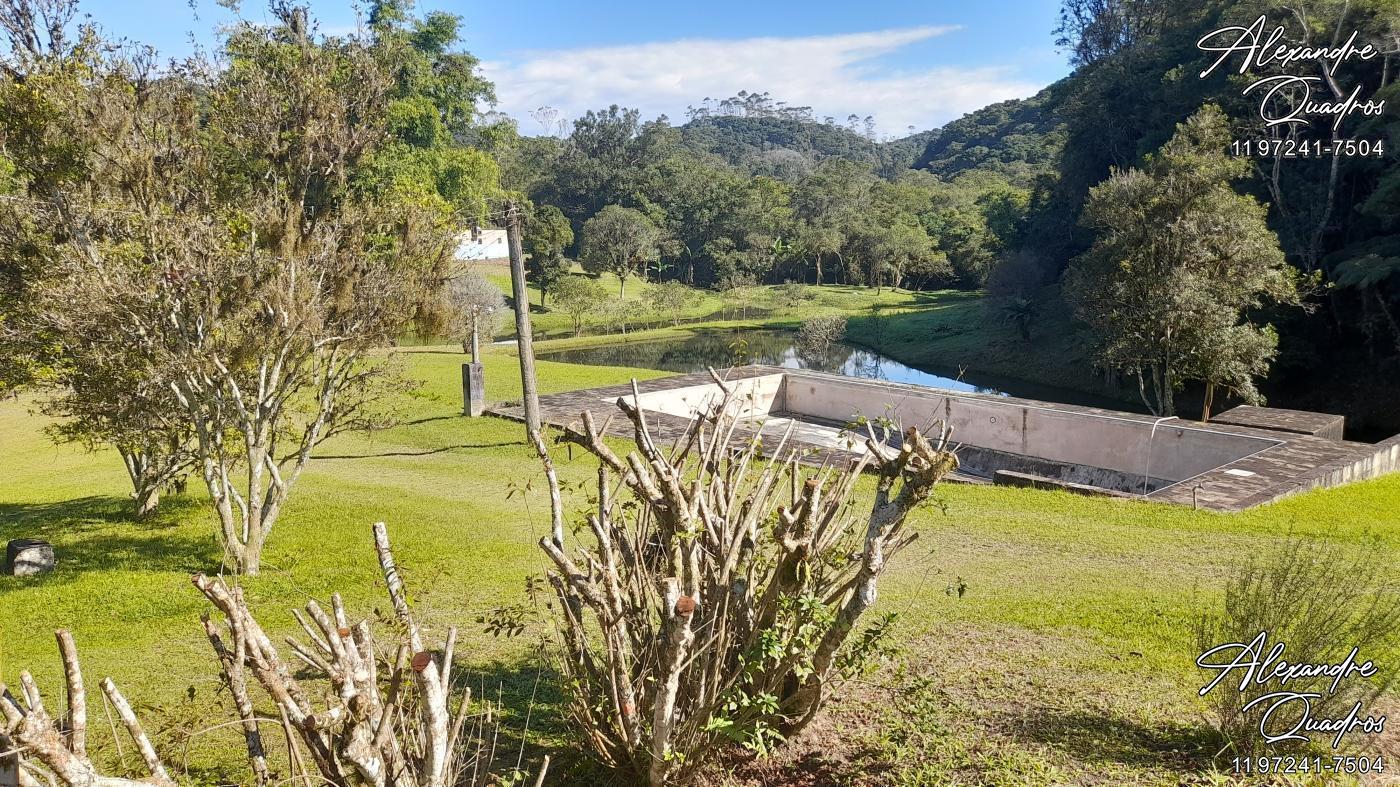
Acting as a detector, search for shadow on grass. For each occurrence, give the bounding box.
[1001,707,1223,775]
[451,656,587,782]
[395,348,475,357]
[407,414,462,426]
[314,441,518,460]
[0,495,219,582]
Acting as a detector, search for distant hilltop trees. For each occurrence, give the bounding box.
[686,90,878,139]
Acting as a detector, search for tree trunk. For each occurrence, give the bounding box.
[814,254,823,286]
[134,485,160,519]
[1202,382,1216,423]
[242,541,262,576]
[121,449,168,520]
[506,202,542,435]
[1160,367,1176,418]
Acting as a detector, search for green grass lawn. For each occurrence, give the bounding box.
[2,342,1398,784]
[479,266,730,339]
[465,265,937,344]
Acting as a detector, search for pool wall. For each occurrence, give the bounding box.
[494,366,1400,512]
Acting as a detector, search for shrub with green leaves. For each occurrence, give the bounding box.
[647,280,701,327]
[1194,537,1400,757]
[550,275,608,337]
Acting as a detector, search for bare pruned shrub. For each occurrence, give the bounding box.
[1194,537,1400,757]
[533,373,958,784]
[3,526,546,787]
[795,314,847,357]
[194,522,548,786]
[1,631,175,786]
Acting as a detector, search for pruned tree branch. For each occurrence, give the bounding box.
[193,522,547,787]
[0,631,175,787]
[533,376,957,784]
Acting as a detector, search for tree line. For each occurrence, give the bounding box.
[1017,0,1399,422]
[500,105,1033,303]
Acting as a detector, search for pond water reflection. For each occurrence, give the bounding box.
[537,330,1135,410]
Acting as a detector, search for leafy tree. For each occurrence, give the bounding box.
[635,153,747,285]
[497,133,565,196]
[369,0,499,145]
[1189,319,1280,422]
[1054,0,1169,67]
[0,0,193,515]
[1066,105,1300,417]
[0,0,83,395]
[552,275,607,336]
[360,1,499,213]
[580,205,661,298]
[874,223,939,292]
[647,280,700,327]
[794,224,843,285]
[31,306,196,517]
[523,203,575,305]
[542,105,648,223]
[790,160,873,285]
[5,5,462,572]
[591,296,633,336]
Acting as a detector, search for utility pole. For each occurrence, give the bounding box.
[505,200,542,435]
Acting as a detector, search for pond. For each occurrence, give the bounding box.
[537,330,1138,410]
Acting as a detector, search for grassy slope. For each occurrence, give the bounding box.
[478,267,733,340]
[841,285,1125,403]
[2,343,1398,784]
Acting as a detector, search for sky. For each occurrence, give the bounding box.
[73,0,1071,137]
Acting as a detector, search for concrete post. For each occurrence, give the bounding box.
[463,362,485,417]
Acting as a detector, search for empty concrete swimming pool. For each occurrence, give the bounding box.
[493,366,1400,512]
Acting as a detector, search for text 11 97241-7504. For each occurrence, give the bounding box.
[1233,755,1385,776]
[1231,138,1385,158]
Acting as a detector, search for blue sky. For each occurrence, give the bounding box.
[75,0,1070,136]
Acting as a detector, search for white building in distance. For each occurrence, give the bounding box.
[455,228,508,263]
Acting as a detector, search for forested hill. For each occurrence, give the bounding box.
[673,83,1068,189]
[676,114,939,178]
[911,80,1069,188]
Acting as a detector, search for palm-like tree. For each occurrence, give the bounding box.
[1001,297,1037,341]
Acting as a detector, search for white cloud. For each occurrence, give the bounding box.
[481,27,1045,137]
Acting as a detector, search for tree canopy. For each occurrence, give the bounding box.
[1066,105,1301,416]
